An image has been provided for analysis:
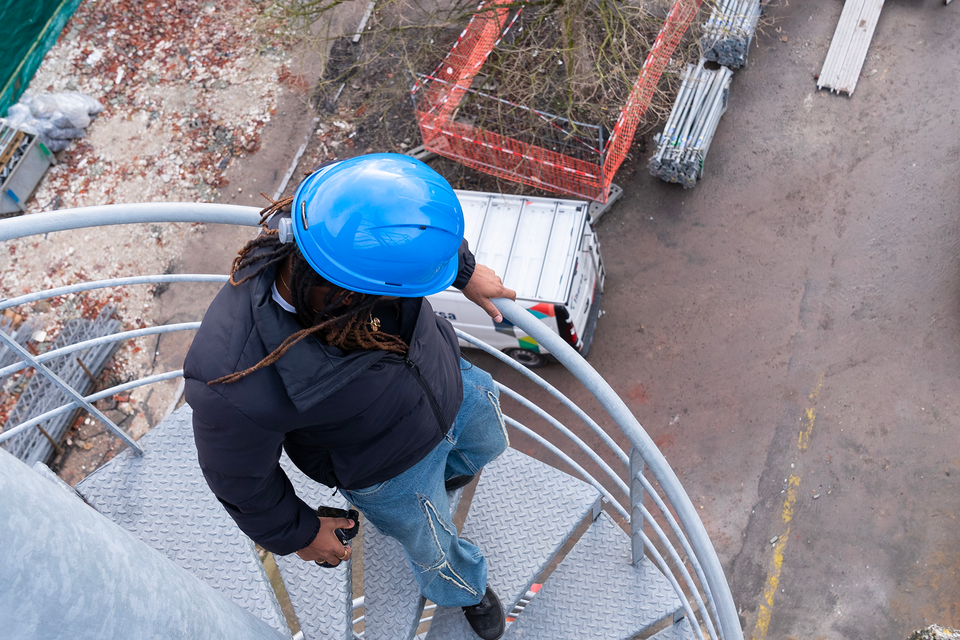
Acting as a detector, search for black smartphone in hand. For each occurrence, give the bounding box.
[315,506,360,568]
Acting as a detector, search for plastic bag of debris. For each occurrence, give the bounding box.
[0,92,102,153]
[26,92,103,129]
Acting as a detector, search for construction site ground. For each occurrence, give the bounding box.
[2,0,960,638]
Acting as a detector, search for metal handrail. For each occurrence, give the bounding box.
[0,275,229,312]
[0,323,201,378]
[492,297,741,640]
[0,205,741,640]
[0,202,261,242]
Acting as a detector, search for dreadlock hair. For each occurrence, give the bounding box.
[209,194,409,386]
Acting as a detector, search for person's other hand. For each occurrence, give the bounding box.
[295,516,354,565]
[462,263,516,323]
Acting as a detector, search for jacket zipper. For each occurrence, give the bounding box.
[404,356,447,434]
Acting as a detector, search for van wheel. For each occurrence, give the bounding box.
[504,348,547,369]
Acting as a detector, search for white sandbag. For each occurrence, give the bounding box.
[28,94,92,128]
[2,103,40,135]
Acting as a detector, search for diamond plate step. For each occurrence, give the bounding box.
[425,448,602,640]
[502,512,681,640]
[650,617,696,640]
[274,455,353,640]
[76,405,289,636]
[360,487,464,640]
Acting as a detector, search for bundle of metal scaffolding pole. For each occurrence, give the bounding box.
[701,0,762,69]
[649,63,733,189]
[817,0,885,95]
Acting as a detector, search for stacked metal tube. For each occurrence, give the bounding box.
[649,62,733,189]
[701,0,763,69]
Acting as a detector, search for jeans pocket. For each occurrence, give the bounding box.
[344,478,388,498]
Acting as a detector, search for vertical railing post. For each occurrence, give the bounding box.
[630,445,645,564]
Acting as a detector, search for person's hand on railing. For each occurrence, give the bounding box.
[461,263,516,323]
[295,516,355,566]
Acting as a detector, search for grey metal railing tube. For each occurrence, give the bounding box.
[633,525,705,640]
[635,470,724,640]
[493,298,743,640]
[501,414,628,521]
[0,328,144,455]
[0,449,289,640]
[0,274,230,311]
[0,370,184,444]
[0,202,262,241]
[0,322,201,378]
[496,382,629,496]
[636,495,719,640]
[455,329,629,465]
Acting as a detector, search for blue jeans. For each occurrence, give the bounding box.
[343,359,508,607]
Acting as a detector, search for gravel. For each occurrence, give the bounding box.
[0,0,298,472]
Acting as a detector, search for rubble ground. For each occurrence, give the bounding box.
[0,0,314,484]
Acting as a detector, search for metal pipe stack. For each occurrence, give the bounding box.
[648,62,732,189]
[701,0,763,69]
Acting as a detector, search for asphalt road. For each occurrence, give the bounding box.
[473,1,960,638]
[158,0,960,637]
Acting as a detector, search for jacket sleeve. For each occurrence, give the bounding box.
[187,379,320,556]
[453,238,476,290]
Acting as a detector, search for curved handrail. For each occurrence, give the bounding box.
[0,202,262,241]
[0,275,229,311]
[0,323,201,378]
[493,297,742,640]
[0,370,184,444]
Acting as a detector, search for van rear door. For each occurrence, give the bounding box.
[428,190,598,361]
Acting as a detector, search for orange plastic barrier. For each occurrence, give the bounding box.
[414,0,703,203]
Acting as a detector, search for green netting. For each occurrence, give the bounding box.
[0,0,84,117]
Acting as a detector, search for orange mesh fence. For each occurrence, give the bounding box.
[413,0,514,121]
[414,0,703,203]
[602,0,704,186]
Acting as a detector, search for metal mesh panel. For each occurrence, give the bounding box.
[0,314,39,369]
[2,306,119,465]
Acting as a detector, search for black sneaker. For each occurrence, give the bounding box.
[462,585,505,640]
[445,474,475,492]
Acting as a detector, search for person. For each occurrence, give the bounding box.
[183,153,517,640]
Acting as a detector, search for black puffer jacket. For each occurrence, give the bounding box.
[183,243,476,555]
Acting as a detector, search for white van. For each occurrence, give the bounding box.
[428,190,605,367]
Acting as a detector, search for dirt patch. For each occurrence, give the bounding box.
[0,0,298,483]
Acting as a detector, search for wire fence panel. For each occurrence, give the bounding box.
[413,0,703,203]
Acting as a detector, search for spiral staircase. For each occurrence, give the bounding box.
[0,204,743,640]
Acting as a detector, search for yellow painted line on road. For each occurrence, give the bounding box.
[752,377,822,640]
[798,408,815,450]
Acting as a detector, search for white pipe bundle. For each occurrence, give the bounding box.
[649,62,732,189]
[701,0,763,69]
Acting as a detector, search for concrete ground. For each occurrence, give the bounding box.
[473,1,960,638]
[149,0,960,638]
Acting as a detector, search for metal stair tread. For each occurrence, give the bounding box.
[362,487,462,640]
[274,454,352,640]
[502,512,681,640]
[650,617,696,640]
[424,447,602,640]
[75,405,289,635]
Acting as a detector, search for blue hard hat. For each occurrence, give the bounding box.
[291,154,464,297]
